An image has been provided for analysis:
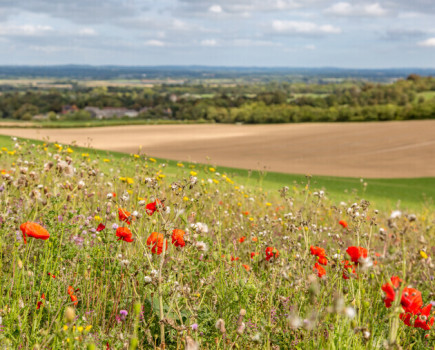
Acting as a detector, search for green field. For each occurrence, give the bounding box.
[0,134,433,211]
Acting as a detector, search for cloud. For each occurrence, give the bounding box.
[325,2,387,17]
[209,4,223,13]
[272,20,341,36]
[145,39,166,47]
[78,28,97,36]
[418,38,435,47]
[0,24,53,36]
[201,39,218,46]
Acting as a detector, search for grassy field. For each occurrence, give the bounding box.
[0,134,433,211]
[0,135,433,349]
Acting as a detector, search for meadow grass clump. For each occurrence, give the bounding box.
[0,138,433,349]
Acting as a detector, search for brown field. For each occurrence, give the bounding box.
[1,120,435,178]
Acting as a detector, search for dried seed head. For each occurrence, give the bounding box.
[215,319,226,333]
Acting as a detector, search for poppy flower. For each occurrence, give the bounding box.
[146,199,164,216]
[400,304,434,330]
[251,237,258,242]
[146,232,168,255]
[251,252,258,259]
[400,287,423,313]
[265,247,279,261]
[20,222,50,244]
[116,227,134,242]
[231,256,239,261]
[96,223,106,232]
[346,246,368,264]
[47,272,56,279]
[310,246,328,266]
[36,293,45,309]
[172,229,185,247]
[239,236,246,243]
[381,276,402,307]
[67,286,75,296]
[242,264,250,272]
[313,263,326,278]
[341,260,356,280]
[118,208,133,225]
[339,220,348,228]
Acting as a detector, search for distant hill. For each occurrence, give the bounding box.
[0,65,434,82]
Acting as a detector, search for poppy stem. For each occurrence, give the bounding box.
[158,238,167,348]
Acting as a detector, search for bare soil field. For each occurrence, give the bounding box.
[1,120,435,178]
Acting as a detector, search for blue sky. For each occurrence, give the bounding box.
[0,0,434,67]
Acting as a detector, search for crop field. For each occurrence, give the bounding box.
[0,135,433,349]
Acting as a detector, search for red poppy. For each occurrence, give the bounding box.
[346,246,368,264]
[313,263,326,278]
[341,260,356,280]
[171,229,185,247]
[146,232,168,255]
[242,211,249,216]
[339,220,348,228]
[400,287,423,313]
[310,246,328,266]
[251,252,258,259]
[36,293,45,309]
[116,227,134,242]
[239,236,246,243]
[251,237,258,242]
[96,223,106,232]
[70,294,78,306]
[146,199,164,216]
[400,304,434,330]
[112,192,116,197]
[265,247,279,261]
[118,208,133,225]
[20,222,50,244]
[231,256,239,261]
[242,264,250,272]
[381,276,402,307]
[47,272,56,279]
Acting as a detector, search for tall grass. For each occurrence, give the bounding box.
[0,138,433,349]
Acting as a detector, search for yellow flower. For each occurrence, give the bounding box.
[66,148,74,153]
[119,177,126,182]
[85,325,92,332]
[157,174,166,179]
[82,153,89,158]
[189,164,196,169]
[248,217,254,221]
[103,158,110,162]
[190,171,197,176]
[63,325,69,331]
[127,177,134,185]
[77,326,84,333]
[94,215,102,222]
[8,150,16,155]
[420,251,428,259]
[44,147,48,151]
[177,163,184,167]
[213,179,219,184]
[183,196,189,201]
[209,167,215,172]
[1,147,7,152]
[237,202,242,206]
[266,202,272,207]
[149,158,156,163]
[133,154,140,158]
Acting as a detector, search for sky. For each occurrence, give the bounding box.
[0,0,434,68]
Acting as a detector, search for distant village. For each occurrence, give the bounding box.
[32,94,178,121]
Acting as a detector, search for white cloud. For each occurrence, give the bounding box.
[0,24,53,36]
[272,20,341,35]
[209,4,223,13]
[418,38,435,47]
[201,39,217,46]
[304,44,316,50]
[325,2,387,17]
[145,39,165,47]
[78,28,97,36]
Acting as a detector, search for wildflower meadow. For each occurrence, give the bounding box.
[0,138,433,349]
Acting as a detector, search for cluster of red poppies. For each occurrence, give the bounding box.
[382,276,434,331]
